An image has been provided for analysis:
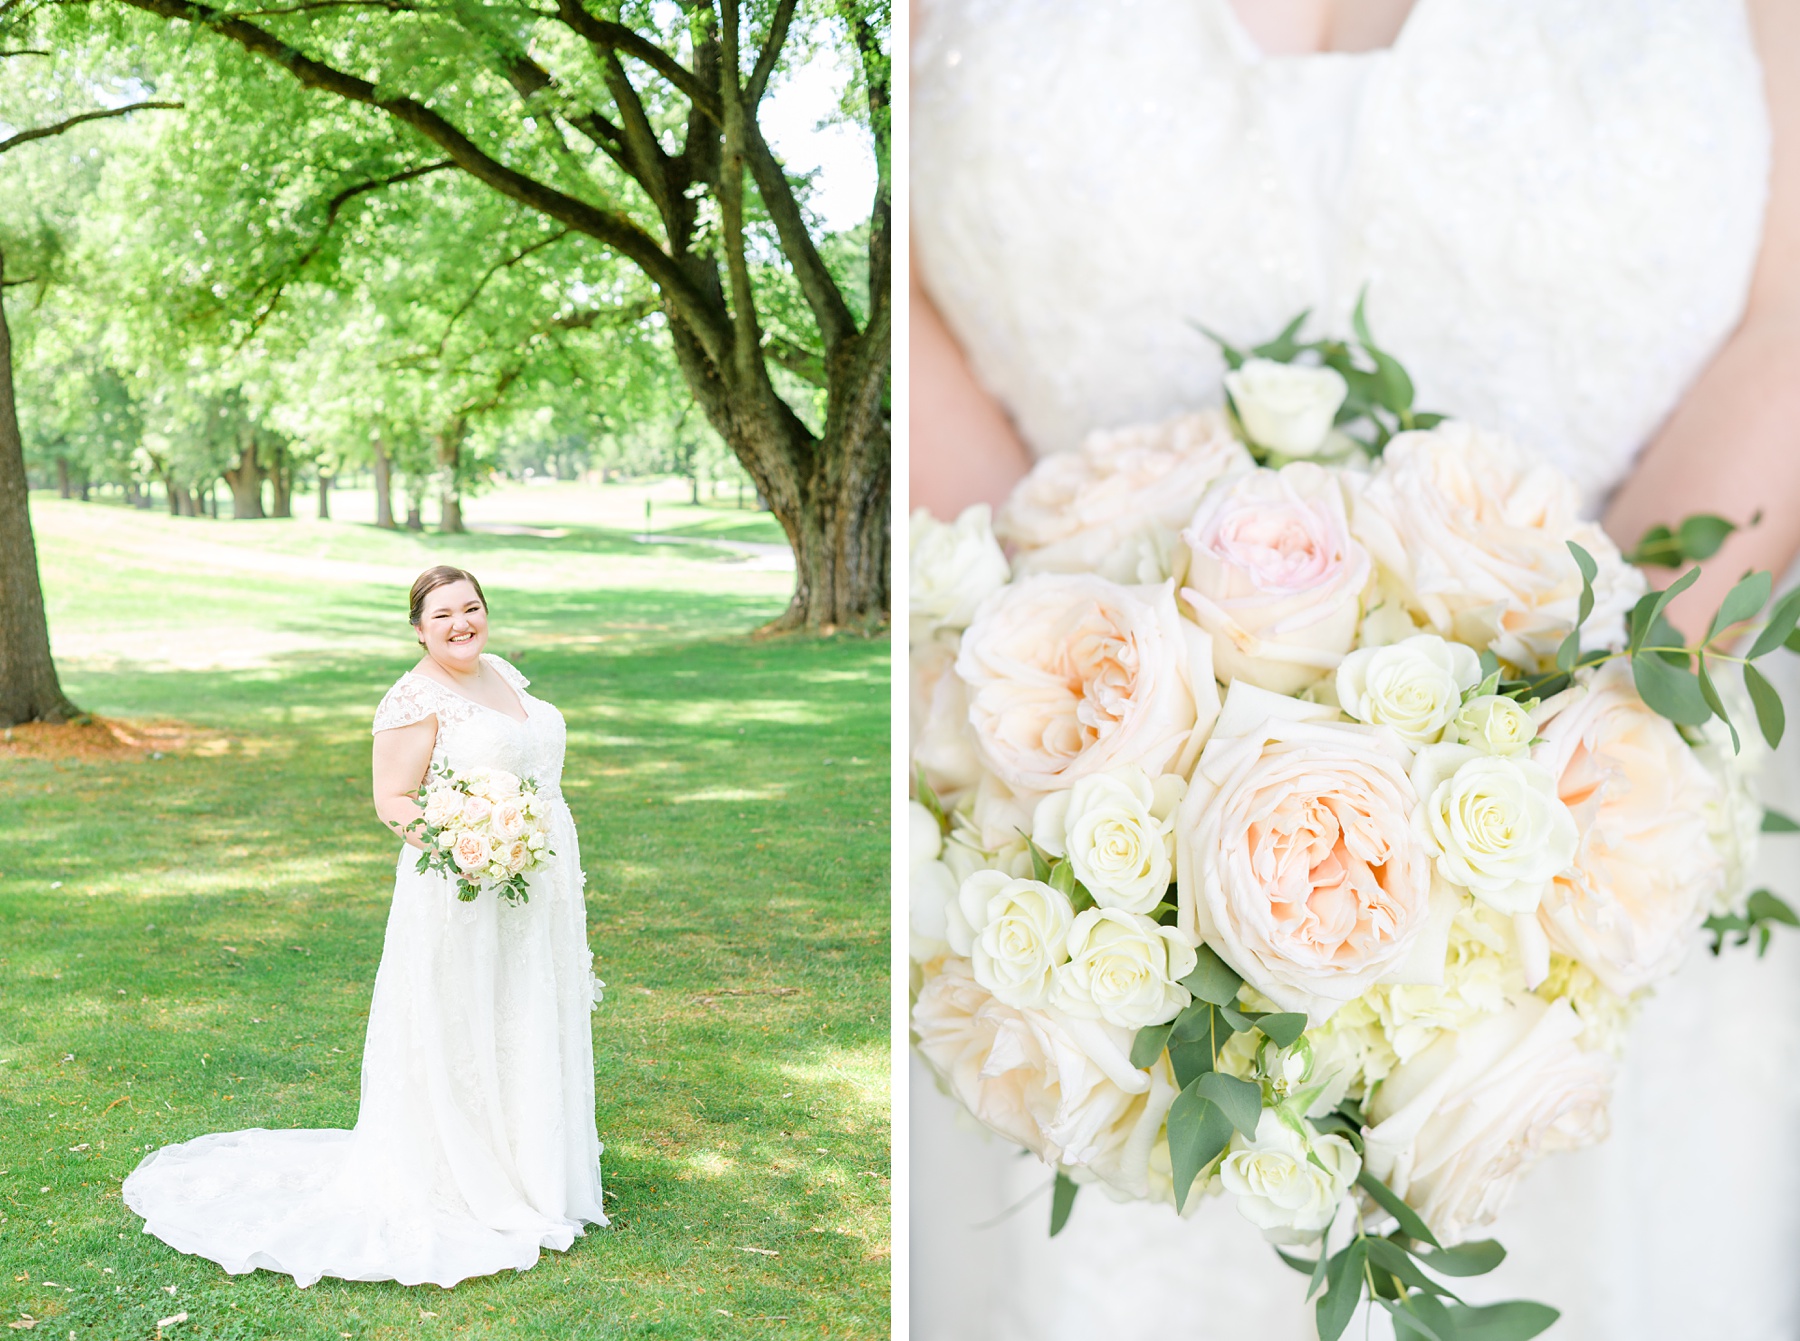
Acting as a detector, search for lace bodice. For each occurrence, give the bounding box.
[372,654,567,797]
[913,0,1771,509]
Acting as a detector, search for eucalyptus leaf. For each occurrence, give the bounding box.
[1167,1088,1235,1213]
[1697,658,1738,753]
[1252,308,1311,362]
[1384,1300,1450,1341]
[1626,523,1680,568]
[1193,320,1248,371]
[1255,1012,1308,1048]
[1315,1240,1370,1341]
[1049,1171,1078,1237]
[1275,1246,1321,1278]
[1646,565,1701,632]
[1631,651,1713,727]
[1371,349,1414,415]
[1677,513,1736,561]
[1167,1035,1216,1089]
[1746,661,1786,748]
[1357,1168,1441,1248]
[1411,1239,1506,1278]
[1762,808,1800,833]
[1365,1238,1459,1299]
[1196,1071,1264,1138]
[1746,888,1800,928]
[1217,1002,1255,1033]
[1129,1021,1174,1070]
[1441,1299,1561,1341]
[1749,587,1800,658]
[1180,943,1245,1006]
[1710,570,1772,641]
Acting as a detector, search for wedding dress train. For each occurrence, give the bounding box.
[912,0,1800,1336]
[123,654,606,1288]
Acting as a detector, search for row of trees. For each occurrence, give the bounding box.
[0,0,890,725]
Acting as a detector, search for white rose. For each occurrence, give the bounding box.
[1220,1110,1361,1245]
[1363,996,1614,1246]
[1531,663,1726,994]
[1223,359,1349,459]
[1031,767,1184,914]
[459,794,494,827]
[999,410,1253,584]
[910,636,984,808]
[956,574,1221,793]
[909,802,958,964]
[1051,908,1198,1030]
[913,959,1156,1172]
[1175,685,1446,1021]
[1411,744,1578,915]
[909,505,1011,642]
[1336,634,1481,746]
[1452,694,1536,758]
[1352,424,1645,670]
[952,871,1076,1010]
[1180,464,1372,695]
[423,786,461,828]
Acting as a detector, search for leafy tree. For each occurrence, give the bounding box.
[0,40,178,724]
[83,0,890,629]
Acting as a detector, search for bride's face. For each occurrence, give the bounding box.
[417,580,488,670]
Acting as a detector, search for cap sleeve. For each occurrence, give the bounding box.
[482,654,531,692]
[372,675,442,736]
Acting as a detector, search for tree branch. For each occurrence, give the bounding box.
[836,0,890,330]
[432,227,572,355]
[746,0,794,106]
[553,0,719,120]
[115,0,736,366]
[0,100,182,155]
[244,159,454,332]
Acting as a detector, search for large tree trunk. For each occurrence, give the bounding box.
[372,442,396,529]
[223,440,264,519]
[317,469,331,520]
[0,255,81,726]
[435,417,466,533]
[56,456,71,499]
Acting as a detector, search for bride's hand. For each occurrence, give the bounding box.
[372,716,438,850]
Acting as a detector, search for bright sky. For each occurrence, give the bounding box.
[758,42,879,235]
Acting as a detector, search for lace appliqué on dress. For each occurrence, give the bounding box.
[371,675,480,735]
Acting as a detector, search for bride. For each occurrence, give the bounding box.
[909,0,1800,1337]
[123,565,607,1288]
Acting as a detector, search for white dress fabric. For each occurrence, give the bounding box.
[912,2,1800,1338]
[123,654,607,1288]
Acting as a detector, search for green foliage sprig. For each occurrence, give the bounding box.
[1200,290,1447,457]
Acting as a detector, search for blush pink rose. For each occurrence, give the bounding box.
[998,411,1253,583]
[955,574,1221,793]
[459,794,494,828]
[1180,463,1371,695]
[1175,687,1439,1021]
[423,786,461,828]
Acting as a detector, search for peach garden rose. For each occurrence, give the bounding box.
[955,573,1220,793]
[1174,686,1441,1021]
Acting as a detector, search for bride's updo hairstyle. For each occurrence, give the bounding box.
[409,565,487,645]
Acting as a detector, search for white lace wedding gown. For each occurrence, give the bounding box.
[123,654,607,1288]
[912,0,1800,1337]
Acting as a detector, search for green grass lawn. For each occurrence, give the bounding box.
[0,491,890,1339]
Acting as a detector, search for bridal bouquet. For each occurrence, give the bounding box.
[397,765,554,904]
[908,305,1799,1339]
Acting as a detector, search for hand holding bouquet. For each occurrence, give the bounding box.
[909,300,1800,1340]
[395,765,554,905]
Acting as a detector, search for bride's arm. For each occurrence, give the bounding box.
[372,718,437,851]
[909,263,1036,520]
[1603,0,1800,636]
